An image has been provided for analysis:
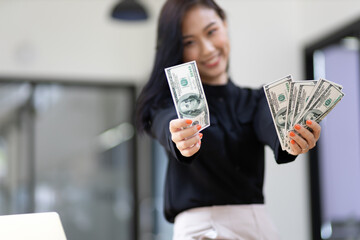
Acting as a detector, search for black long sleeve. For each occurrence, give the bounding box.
[149,80,296,223]
[150,103,200,164]
[253,86,297,163]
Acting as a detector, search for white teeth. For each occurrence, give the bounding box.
[208,58,217,64]
[205,55,219,65]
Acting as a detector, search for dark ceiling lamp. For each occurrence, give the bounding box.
[111,0,148,21]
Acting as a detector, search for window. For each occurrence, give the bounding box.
[0,80,137,240]
[305,19,360,240]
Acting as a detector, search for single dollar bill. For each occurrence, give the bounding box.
[284,81,315,150]
[286,81,302,133]
[165,61,210,130]
[296,78,331,121]
[290,81,317,128]
[313,79,344,123]
[294,83,344,126]
[263,75,292,150]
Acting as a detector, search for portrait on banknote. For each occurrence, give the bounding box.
[302,109,322,123]
[178,93,205,118]
[275,107,287,128]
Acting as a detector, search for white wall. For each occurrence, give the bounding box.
[219,1,360,239]
[218,1,309,238]
[222,0,302,87]
[1,0,360,239]
[300,1,360,46]
[0,0,157,83]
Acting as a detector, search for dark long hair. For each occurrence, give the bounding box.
[135,0,226,134]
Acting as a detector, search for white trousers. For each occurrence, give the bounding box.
[173,204,281,240]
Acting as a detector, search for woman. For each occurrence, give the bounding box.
[136,0,321,239]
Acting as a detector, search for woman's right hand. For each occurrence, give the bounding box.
[169,119,203,157]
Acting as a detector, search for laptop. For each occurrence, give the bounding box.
[0,212,67,240]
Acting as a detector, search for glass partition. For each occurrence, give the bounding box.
[305,18,360,239]
[0,81,136,240]
[314,41,360,240]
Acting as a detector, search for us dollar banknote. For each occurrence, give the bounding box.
[290,81,317,129]
[165,61,210,130]
[296,78,332,120]
[284,81,313,150]
[263,75,292,150]
[294,82,344,126]
[264,76,344,152]
[285,81,301,134]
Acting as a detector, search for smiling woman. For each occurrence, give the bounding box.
[135,0,322,239]
[181,5,230,85]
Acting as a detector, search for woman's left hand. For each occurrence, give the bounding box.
[287,120,321,155]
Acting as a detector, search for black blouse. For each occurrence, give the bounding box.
[149,80,296,223]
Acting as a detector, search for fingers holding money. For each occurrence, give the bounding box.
[169,119,193,133]
[288,121,321,155]
[288,130,309,155]
[169,119,203,157]
[305,120,321,142]
[170,119,201,142]
[176,134,202,157]
[288,139,303,155]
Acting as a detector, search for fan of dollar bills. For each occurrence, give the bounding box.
[263,75,345,151]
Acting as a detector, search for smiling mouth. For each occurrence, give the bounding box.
[203,54,221,68]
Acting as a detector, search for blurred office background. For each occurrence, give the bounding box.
[0,0,360,239]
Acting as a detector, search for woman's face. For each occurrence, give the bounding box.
[182,5,230,85]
